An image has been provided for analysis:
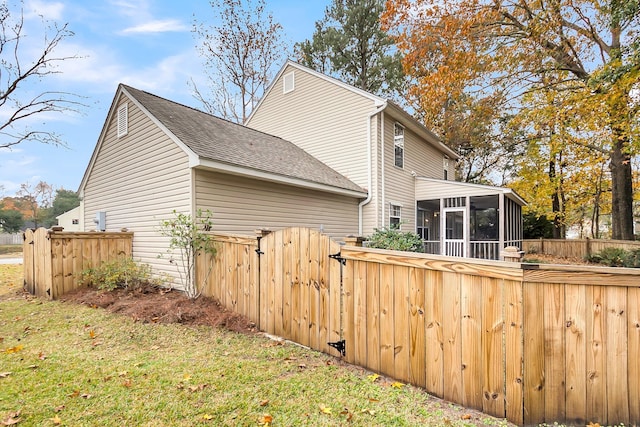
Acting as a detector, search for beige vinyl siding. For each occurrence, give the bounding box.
[377,113,453,233]
[194,169,359,239]
[247,64,375,188]
[82,94,192,285]
[415,179,503,200]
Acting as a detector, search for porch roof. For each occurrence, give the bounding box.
[415,177,527,206]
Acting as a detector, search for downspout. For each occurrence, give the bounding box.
[359,102,387,236]
[380,111,385,229]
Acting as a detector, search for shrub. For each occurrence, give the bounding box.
[79,257,160,291]
[366,226,424,253]
[158,209,217,299]
[586,247,640,268]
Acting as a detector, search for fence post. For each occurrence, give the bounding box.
[585,237,591,258]
[501,246,524,262]
[344,235,364,247]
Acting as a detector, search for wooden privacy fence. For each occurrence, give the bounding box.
[199,227,640,426]
[23,228,133,299]
[523,238,640,259]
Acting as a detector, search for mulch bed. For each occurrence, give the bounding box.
[61,284,257,334]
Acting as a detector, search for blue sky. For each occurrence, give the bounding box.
[0,0,330,197]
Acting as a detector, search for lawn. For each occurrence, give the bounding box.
[0,264,513,426]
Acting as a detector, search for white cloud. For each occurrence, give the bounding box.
[24,0,65,21]
[120,19,189,34]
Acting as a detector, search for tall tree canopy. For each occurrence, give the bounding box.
[192,0,288,123]
[295,0,404,98]
[0,0,83,149]
[384,0,640,239]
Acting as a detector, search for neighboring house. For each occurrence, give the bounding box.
[79,84,367,282]
[56,206,82,231]
[247,61,525,260]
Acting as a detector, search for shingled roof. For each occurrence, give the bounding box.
[121,85,366,196]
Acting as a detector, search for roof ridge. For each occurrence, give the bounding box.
[120,83,301,144]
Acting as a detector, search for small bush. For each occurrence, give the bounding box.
[586,247,640,268]
[79,257,161,291]
[366,227,424,253]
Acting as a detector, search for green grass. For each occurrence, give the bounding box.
[0,244,22,255]
[0,265,513,427]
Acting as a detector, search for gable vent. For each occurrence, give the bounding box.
[283,71,295,94]
[117,103,128,137]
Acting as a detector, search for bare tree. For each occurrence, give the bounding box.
[17,180,54,228]
[192,0,288,123]
[0,1,84,149]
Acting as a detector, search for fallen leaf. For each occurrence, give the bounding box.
[89,330,96,339]
[182,374,191,381]
[587,424,601,427]
[391,382,404,388]
[4,345,23,354]
[122,379,132,387]
[81,393,92,399]
[259,399,269,407]
[103,376,112,382]
[298,363,307,369]
[318,404,332,415]
[68,390,80,398]
[27,365,38,370]
[367,373,379,382]
[461,414,472,420]
[361,408,376,415]
[118,371,128,377]
[38,352,46,360]
[201,414,213,421]
[368,398,379,403]
[258,414,273,425]
[0,372,11,379]
[188,384,209,392]
[54,405,65,413]
[50,415,62,425]
[1,413,21,425]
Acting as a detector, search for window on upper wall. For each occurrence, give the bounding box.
[283,71,295,93]
[443,156,450,180]
[390,204,401,229]
[394,123,404,168]
[117,103,128,138]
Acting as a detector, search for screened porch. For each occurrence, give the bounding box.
[414,178,525,261]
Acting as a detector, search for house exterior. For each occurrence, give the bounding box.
[79,84,366,282]
[246,61,525,259]
[56,206,82,231]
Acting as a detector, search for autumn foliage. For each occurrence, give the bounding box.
[384,0,639,239]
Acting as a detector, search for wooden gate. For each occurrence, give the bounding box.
[258,228,343,355]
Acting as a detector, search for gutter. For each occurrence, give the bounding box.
[359,102,387,236]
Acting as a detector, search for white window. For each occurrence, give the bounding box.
[444,156,450,180]
[390,204,401,229]
[117,103,128,137]
[394,123,404,168]
[283,71,295,94]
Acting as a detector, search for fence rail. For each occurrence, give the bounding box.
[199,228,640,426]
[23,228,133,299]
[523,238,640,259]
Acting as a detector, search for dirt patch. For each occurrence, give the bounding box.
[61,284,257,334]
[522,253,592,265]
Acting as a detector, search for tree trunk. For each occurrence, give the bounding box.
[610,138,635,240]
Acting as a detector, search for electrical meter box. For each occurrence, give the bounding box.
[94,211,106,231]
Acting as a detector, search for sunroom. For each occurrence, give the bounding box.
[415,178,526,261]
